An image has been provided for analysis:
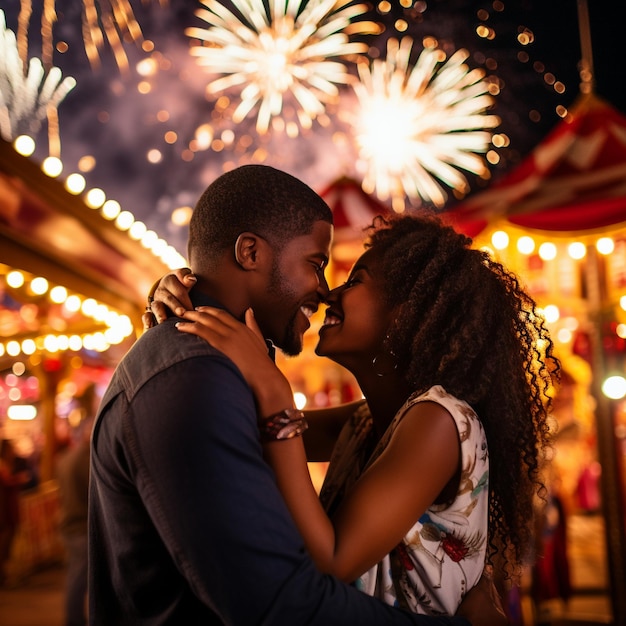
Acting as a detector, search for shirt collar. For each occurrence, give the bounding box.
[188,288,276,362]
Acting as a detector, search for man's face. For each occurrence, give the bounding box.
[252,220,332,356]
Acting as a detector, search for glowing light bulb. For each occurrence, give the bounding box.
[567,242,586,259]
[596,237,614,255]
[491,230,509,250]
[538,242,557,261]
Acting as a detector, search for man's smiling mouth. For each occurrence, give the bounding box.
[300,305,317,319]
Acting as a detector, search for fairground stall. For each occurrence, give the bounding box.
[0,136,178,581]
[448,93,626,623]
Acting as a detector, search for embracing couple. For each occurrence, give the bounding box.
[89,164,556,625]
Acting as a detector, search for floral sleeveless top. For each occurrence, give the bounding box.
[319,385,489,616]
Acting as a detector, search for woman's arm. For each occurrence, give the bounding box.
[322,401,460,580]
[177,308,460,583]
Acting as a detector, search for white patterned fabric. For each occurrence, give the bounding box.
[319,385,489,616]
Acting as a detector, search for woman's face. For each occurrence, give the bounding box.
[315,248,395,372]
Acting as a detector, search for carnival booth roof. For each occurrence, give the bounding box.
[447,93,626,238]
[0,138,172,375]
[319,177,391,269]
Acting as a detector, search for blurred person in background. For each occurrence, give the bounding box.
[0,437,31,585]
[57,384,97,626]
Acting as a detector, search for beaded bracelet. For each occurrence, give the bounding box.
[258,408,308,442]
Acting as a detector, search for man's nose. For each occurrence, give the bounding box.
[322,285,341,305]
[317,272,330,300]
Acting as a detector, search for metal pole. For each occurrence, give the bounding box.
[585,245,626,625]
[576,0,595,95]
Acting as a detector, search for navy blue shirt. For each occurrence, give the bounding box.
[89,293,470,625]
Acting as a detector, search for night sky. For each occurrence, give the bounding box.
[2,0,624,257]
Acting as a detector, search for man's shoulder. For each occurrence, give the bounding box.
[105,320,242,406]
[128,319,226,364]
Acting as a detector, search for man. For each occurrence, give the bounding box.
[89,165,506,625]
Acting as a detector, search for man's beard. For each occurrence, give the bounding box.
[279,311,302,357]
[267,260,303,358]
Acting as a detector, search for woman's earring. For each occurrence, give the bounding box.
[371,351,398,377]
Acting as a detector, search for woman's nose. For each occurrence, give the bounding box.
[324,286,341,304]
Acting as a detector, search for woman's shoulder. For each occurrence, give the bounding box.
[401,385,483,435]
[405,385,472,413]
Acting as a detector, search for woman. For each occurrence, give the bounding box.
[150,212,556,616]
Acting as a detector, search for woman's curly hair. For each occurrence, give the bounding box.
[365,212,559,579]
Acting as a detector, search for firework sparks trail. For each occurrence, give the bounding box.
[79,0,149,72]
[352,37,500,210]
[186,0,379,135]
[0,9,76,141]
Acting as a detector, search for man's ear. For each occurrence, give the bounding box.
[234,232,270,270]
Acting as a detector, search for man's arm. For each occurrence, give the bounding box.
[457,566,508,626]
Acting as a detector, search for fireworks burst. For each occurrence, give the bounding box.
[0,9,76,141]
[79,0,151,72]
[353,37,500,211]
[186,0,379,135]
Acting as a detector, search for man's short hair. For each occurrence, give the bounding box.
[188,165,333,266]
